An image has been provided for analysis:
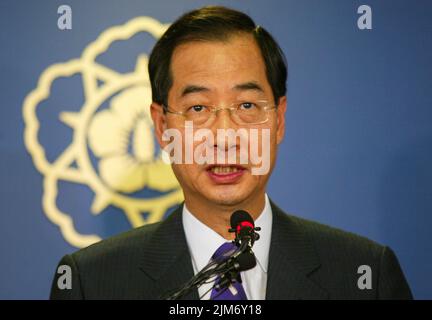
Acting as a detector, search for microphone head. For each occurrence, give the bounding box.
[235,251,256,271]
[230,210,254,229]
[230,210,258,246]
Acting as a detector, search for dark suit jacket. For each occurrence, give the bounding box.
[50,200,412,299]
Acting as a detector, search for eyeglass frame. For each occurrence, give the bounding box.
[162,100,277,127]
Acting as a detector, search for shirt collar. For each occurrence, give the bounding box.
[182,194,272,273]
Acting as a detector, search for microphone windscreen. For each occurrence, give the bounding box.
[230,210,254,229]
[235,251,257,271]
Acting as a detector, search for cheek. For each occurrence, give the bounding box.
[172,163,205,187]
[267,118,280,148]
[171,164,193,189]
[251,124,278,151]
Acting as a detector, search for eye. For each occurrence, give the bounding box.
[239,102,256,110]
[188,105,206,113]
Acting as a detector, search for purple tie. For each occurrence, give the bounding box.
[210,242,248,300]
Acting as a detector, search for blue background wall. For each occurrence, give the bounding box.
[1,0,431,299]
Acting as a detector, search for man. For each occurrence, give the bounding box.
[50,6,412,300]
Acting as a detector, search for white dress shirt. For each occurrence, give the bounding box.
[182,194,273,300]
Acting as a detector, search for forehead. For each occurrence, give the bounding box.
[169,35,270,96]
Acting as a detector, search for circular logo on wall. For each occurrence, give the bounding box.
[23,17,183,248]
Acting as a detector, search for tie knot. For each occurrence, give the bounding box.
[211,242,238,262]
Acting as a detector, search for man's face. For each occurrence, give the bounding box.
[151,34,286,207]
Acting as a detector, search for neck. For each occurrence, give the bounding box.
[184,192,266,240]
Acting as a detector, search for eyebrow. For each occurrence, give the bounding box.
[180,81,264,97]
[233,81,264,93]
[181,85,209,97]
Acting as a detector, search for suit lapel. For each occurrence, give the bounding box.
[266,201,329,299]
[139,205,199,300]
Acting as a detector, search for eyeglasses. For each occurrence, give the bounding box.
[164,100,276,127]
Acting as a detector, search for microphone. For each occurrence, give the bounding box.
[213,250,256,292]
[229,210,261,248]
[233,250,257,270]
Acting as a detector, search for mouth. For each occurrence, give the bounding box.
[205,164,247,184]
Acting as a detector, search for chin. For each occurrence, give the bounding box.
[203,187,252,207]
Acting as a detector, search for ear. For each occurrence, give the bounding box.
[150,102,168,148]
[276,96,287,145]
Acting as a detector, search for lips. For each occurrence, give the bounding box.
[205,164,246,184]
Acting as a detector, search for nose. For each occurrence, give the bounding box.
[211,107,235,131]
[210,108,239,155]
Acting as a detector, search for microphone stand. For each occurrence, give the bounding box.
[162,226,261,300]
[162,243,243,300]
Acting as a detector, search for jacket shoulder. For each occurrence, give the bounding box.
[70,221,162,264]
[288,214,384,258]
[279,212,412,299]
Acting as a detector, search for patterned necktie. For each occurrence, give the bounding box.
[209,242,248,300]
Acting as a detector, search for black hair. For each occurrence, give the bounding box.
[148,6,287,108]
